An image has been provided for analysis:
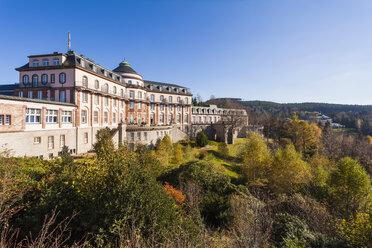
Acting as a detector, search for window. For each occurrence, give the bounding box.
[59,73,66,84]
[81,110,87,123]
[137,132,141,141]
[84,133,88,144]
[185,98,189,104]
[113,86,117,94]
[144,132,147,140]
[18,91,23,97]
[151,104,155,110]
[59,91,66,102]
[51,74,55,83]
[130,90,134,99]
[94,111,99,124]
[113,99,117,107]
[160,95,164,101]
[185,106,189,111]
[160,104,164,111]
[104,112,108,123]
[128,80,132,85]
[138,91,142,99]
[48,136,54,149]
[34,137,41,144]
[23,75,29,85]
[46,109,58,123]
[60,135,65,147]
[0,115,3,125]
[169,105,173,111]
[121,100,124,108]
[177,106,181,112]
[28,91,33,98]
[32,60,39,67]
[32,75,38,86]
[130,114,134,123]
[4,115,10,125]
[104,96,108,106]
[120,113,123,123]
[121,89,124,98]
[160,113,164,123]
[103,84,108,93]
[95,80,99,89]
[113,113,116,123]
[138,114,141,123]
[40,74,47,85]
[42,59,49,66]
[62,111,72,123]
[151,94,154,101]
[94,95,99,105]
[130,102,134,109]
[130,132,134,141]
[82,92,88,102]
[185,114,189,122]
[53,58,60,65]
[138,102,141,109]
[169,96,172,103]
[177,97,181,103]
[38,91,43,99]
[82,76,88,88]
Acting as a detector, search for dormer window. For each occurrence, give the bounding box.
[175,88,179,93]
[32,60,39,67]
[42,59,49,66]
[159,86,163,91]
[168,87,172,92]
[149,85,153,90]
[53,58,60,66]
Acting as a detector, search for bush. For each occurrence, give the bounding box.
[196,132,208,147]
[217,142,229,158]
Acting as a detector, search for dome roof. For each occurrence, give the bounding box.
[112,59,139,75]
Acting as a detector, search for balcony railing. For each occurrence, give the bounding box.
[20,82,53,88]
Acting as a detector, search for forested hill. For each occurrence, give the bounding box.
[208,98,372,115]
[240,100,372,115]
[207,98,372,134]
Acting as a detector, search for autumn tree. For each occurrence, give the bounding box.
[241,132,271,186]
[284,112,321,157]
[268,144,311,194]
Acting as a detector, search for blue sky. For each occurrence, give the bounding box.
[1,0,372,104]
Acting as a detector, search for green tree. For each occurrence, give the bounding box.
[328,157,371,217]
[196,132,208,147]
[171,143,183,165]
[268,144,311,194]
[93,128,114,160]
[240,132,271,186]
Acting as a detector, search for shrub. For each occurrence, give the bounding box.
[196,132,208,147]
[217,142,229,158]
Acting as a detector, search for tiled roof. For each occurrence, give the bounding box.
[144,80,191,95]
[112,60,139,75]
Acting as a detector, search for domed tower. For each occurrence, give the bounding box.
[113,59,143,82]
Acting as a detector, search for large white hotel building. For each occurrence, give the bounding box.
[0,50,247,159]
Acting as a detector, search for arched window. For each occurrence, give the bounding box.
[103,83,108,93]
[113,86,117,94]
[185,98,189,104]
[160,95,164,101]
[121,89,124,98]
[59,73,66,84]
[169,96,172,103]
[150,94,155,101]
[82,76,88,88]
[177,97,181,103]
[32,60,39,67]
[128,80,132,85]
[32,75,38,87]
[41,74,48,85]
[23,75,29,85]
[53,58,60,66]
[42,59,49,66]
[95,80,99,89]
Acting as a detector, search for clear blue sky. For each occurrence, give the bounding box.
[1,0,372,104]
